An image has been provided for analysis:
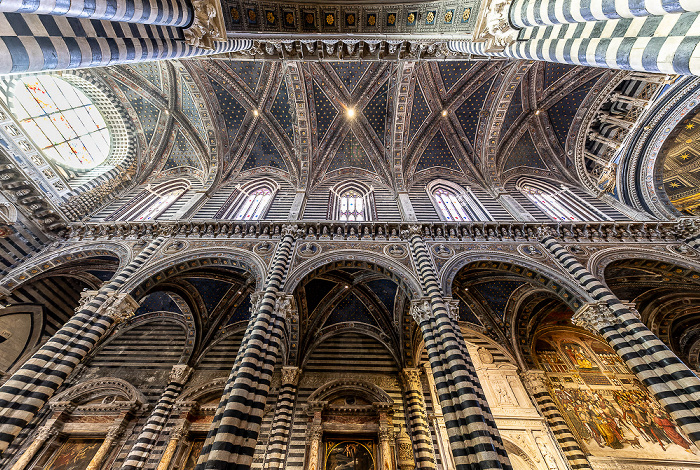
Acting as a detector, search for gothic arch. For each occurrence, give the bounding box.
[50,377,146,408]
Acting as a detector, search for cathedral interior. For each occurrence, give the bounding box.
[1,0,700,469]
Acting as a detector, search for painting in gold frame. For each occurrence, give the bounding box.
[324,439,375,470]
[45,438,102,470]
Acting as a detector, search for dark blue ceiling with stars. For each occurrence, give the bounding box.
[331,62,370,94]
[547,77,599,147]
[438,62,475,92]
[312,79,338,141]
[226,62,263,93]
[416,131,460,172]
[243,130,288,172]
[504,131,548,171]
[456,77,495,144]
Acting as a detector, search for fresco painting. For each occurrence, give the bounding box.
[324,440,375,470]
[536,331,700,461]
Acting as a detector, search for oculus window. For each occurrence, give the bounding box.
[11,75,110,170]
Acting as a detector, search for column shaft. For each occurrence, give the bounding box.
[263,367,301,470]
[510,0,698,28]
[407,229,511,470]
[0,236,165,453]
[521,371,591,470]
[121,365,192,469]
[400,369,437,470]
[0,0,192,26]
[195,228,298,469]
[541,235,700,445]
[156,422,189,470]
[8,426,55,470]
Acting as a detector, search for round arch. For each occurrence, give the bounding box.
[122,246,267,295]
[284,250,422,298]
[439,250,591,305]
[0,242,131,293]
[587,246,700,282]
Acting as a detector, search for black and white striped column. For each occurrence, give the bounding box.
[121,364,193,469]
[541,235,700,446]
[407,227,512,470]
[520,370,591,470]
[400,368,437,470]
[262,366,301,470]
[195,226,298,470]
[0,236,165,454]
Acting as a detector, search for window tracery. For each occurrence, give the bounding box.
[427,181,493,221]
[516,178,611,221]
[108,180,189,221]
[329,182,375,221]
[214,179,277,220]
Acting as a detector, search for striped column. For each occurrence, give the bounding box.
[541,235,700,446]
[520,370,591,470]
[121,364,193,469]
[195,226,299,470]
[407,226,512,470]
[400,369,437,470]
[0,0,192,26]
[0,12,253,76]
[0,236,165,454]
[262,366,302,470]
[510,0,700,28]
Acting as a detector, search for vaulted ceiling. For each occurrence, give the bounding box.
[104,58,613,194]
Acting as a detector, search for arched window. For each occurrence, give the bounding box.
[214,179,278,220]
[108,179,190,221]
[516,178,611,221]
[329,182,375,221]
[428,181,493,221]
[10,75,110,170]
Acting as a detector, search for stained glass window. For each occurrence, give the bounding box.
[236,187,273,220]
[339,190,365,221]
[521,184,579,221]
[12,75,110,169]
[434,188,471,221]
[134,188,186,221]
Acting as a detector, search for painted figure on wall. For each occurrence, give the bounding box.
[536,330,700,461]
[325,440,375,470]
[45,439,102,470]
[183,440,204,470]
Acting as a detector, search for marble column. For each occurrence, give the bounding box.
[542,234,700,446]
[406,225,511,470]
[400,369,436,470]
[122,364,193,469]
[195,225,300,469]
[520,370,590,470]
[263,366,302,470]
[306,421,323,470]
[86,422,127,470]
[422,363,455,470]
[9,425,57,470]
[0,237,165,453]
[156,421,190,470]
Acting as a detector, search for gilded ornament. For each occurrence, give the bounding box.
[426,11,435,23]
[305,13,314,24]
[285,12,294,24]
[231,8,239,20]
[266,11,275,23]
[367,14,376,25]
[407,13,415,23]
[346,13,355,25]
[462,7,471,21]
[387,13,396,25]
[247,9,256,21]
[326,13,334,25]
[444,10,453,22]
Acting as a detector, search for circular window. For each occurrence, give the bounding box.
[11,75,111,170]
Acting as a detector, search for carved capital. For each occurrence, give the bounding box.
[36,425,58,442]
[100,293,139,325]
[520,370,549,395]
[571,302,618,333]
[274,293,294,319]
[408,224,423,236]
[409,298,432,324]
[169,364,193,385]
[106,422,127,440]
[171,421,190,440]
[472,0,519,52]
[183,0,226,49]
[76,290,99,312]
[281,366,302,386]
[443,297,459,321]
[308,425,323,441]
[281,224,304,238]
[250,291,265,316]
[400,368,422,391]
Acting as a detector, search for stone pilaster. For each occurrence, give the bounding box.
[400,368,436,470]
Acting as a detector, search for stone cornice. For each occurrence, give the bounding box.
[62,219,686,244]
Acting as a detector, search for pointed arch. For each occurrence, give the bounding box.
[106,178,191,221]
[515,177,611,221]
[213,177,279,220]
[328,181,376,221]
[427,179,493,221]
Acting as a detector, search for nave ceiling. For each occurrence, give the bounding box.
[100,58,616,195]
